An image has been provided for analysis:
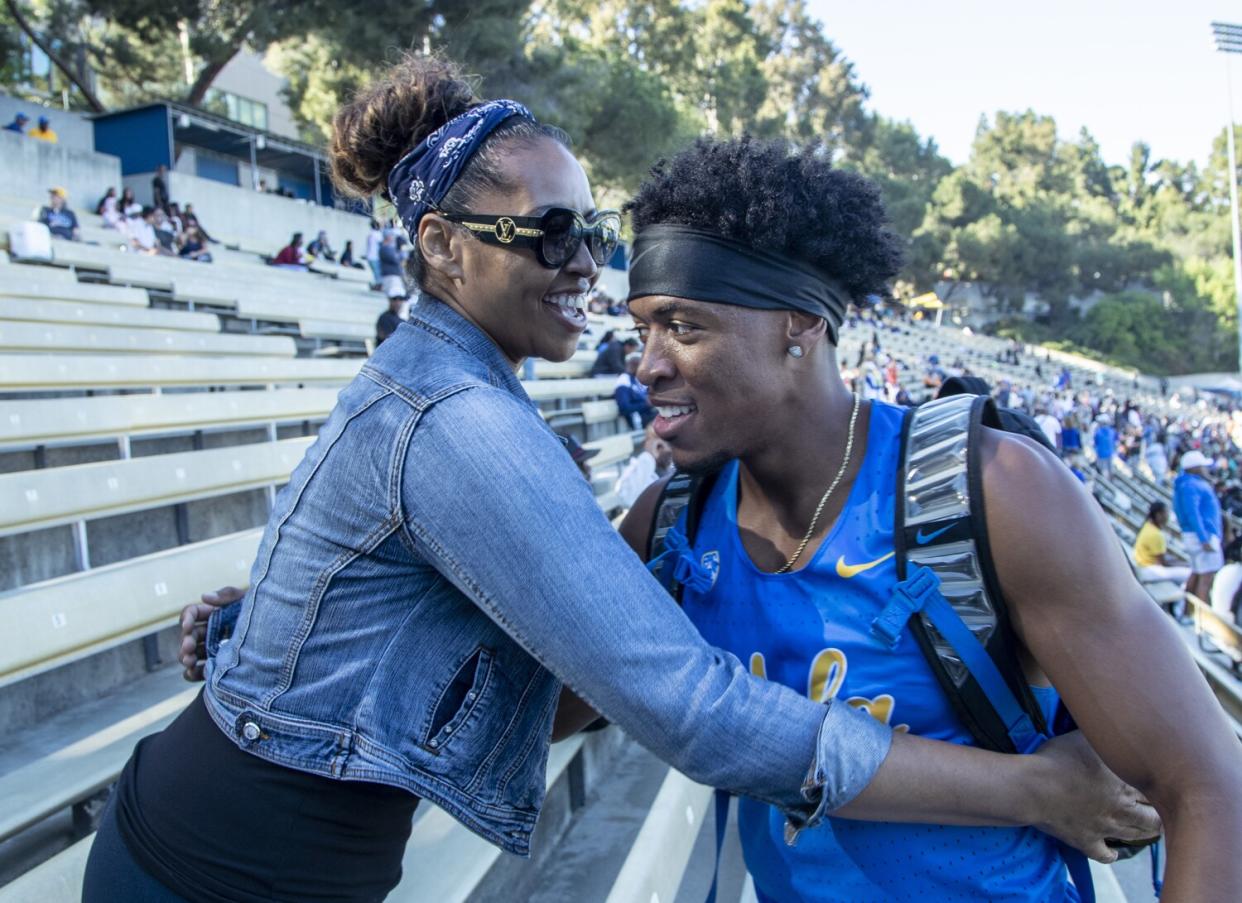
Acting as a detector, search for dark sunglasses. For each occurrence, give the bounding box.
[437,207,621,269]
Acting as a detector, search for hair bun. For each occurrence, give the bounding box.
[329,54,479,200]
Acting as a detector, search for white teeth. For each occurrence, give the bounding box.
[545,293,586,312]
[657,405,695,418]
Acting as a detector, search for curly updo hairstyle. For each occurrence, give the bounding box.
[624,137,904,305]
[329,54,568,290]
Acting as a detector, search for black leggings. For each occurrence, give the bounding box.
[82,795,190,903]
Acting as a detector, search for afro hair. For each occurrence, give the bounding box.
[625,137,904,303]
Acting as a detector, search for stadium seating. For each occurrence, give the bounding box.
[0,353,360,391]
[0,298,219,332]
[0,437,314,536]
[0,321,296,356]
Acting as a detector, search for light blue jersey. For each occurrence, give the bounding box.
[680,401,1078,902]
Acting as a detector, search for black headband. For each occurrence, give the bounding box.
[626,224,851,343]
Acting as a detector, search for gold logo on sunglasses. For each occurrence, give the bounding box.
[494,217,517,243]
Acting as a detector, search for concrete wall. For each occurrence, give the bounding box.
[131,170,373,252]
[0,92,94,153]
[0,129,122,210]
[211,50,300,142]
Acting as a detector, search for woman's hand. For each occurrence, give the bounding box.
[1028,730,1162,863]
[178,586,245,681]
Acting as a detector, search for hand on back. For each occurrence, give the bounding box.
[179,585,245,681]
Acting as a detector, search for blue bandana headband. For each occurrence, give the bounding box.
[386,99,535,237]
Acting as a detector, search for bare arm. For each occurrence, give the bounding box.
[981,429,1242,898]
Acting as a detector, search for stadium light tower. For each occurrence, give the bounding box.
[1212,22,1242,373]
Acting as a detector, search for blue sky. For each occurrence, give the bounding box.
[806,0,1239,168]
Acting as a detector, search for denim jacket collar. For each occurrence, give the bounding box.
[404,297,530,403]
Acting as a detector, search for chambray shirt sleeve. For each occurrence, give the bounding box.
[400,387,891,824]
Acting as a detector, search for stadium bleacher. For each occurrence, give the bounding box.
[2,178,1239,903]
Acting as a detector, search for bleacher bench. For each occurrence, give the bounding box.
[0,321,295,357]
[0,437,314,536]
[0,529,260,689]
[0,353,361,392]
[0,298,220,333]
[0,388,339,450]
[1188,595,1242,675]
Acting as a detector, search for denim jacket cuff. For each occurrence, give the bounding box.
[205,600,243,658]
[783,700,893,845]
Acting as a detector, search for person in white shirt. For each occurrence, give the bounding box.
[614,423,674,509]
[1034,408,1062,452]
[127,206,159,254]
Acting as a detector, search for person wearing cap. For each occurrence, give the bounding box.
[3,112,28,133]
[1173,449,1224,602]
[28,115,57,143]
[37,187,79,241]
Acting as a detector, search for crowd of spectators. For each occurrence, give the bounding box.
[842,308,1242,627]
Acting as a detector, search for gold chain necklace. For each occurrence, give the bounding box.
[774,395,862,574]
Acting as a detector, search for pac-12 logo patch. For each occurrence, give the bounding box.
[700,550,720,589]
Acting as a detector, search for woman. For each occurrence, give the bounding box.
[340,239,359,268]
[1134,501,1190,589]
[96,187,120,227]
[87,55,1152,902]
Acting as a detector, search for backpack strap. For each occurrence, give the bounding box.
[647,469,721,603]
[887,393,1049,753]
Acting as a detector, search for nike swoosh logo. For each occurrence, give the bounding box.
[836,551,895,579]
[915,524,954,545]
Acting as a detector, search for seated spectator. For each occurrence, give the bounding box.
[591,335,637,377]
[1209,536,1242,625]
[95,187,119,226]
[307,230,336,262]
[119,186,138,217]
[595,329,615,351]
[375,294,405,345]
[181,204,212,243]
[614,351,655,428]
[28,115,57,143]
[166,201,185,236]
[38,187,80,241]
[1134,501,1191,602]
[339,240,361,268]
[4,112,29,133]
[178,225,212,263]
[126,206,159,254]
[271,232,307,269]
[614,423,674,508]
[378,232,406,298]
[153,208,178,253]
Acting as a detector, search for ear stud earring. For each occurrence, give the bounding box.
[787,346,804,358]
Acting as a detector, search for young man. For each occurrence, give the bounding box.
[610,137,1239,901]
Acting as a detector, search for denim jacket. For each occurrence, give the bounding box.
[205,298,891,855]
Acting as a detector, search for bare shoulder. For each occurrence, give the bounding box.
[617,475,674,561]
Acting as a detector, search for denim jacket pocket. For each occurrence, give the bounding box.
[423,646,494,755]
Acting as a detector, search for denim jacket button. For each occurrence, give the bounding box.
[466,692,477,702]
[443,725,454,734]
[242,721,261,742]
[428,738,439,749]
